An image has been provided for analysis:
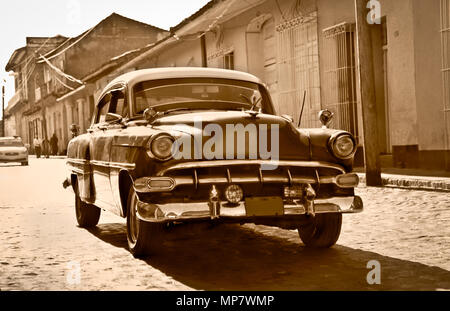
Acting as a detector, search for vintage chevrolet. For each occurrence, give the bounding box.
[65,67,363,257]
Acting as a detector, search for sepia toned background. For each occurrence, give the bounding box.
[1,0,449,291]
[2,0,450,172]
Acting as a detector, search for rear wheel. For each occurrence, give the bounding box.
[21,161,28,166]
[126,187,165,257]
[297,213,342,248]
[74,180,100,228]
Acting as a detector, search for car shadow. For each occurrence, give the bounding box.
[87,222,450,291]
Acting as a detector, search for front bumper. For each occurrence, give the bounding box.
[0,156,28,163]
[136,195,363,223]
[135,159,362,223]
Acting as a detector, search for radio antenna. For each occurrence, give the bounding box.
[297,90,307,127]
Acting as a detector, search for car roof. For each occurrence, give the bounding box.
[100,67,264,100]
[0,136,22,141]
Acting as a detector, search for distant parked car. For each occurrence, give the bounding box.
[64,67,363,257]
[0,136,29,166]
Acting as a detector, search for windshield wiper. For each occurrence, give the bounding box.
[143,107,212,124]
[161,107,192,115]
[239,94,262,111]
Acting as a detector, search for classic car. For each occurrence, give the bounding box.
[0,136,29,166]
[64,67,362,257]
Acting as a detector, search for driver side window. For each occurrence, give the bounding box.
[109,90,128,118]
[95,88,127,125]
[96,94,112,124]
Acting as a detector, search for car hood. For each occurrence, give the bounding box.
[0,146,27,153]
[151,111,311,161]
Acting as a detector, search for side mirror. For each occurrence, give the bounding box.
[105,112,123,123]
[143,107,162,123]
[318,109,334,128]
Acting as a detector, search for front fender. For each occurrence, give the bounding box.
[299,128,355,171]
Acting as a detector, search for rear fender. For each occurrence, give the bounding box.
[67,135,95,203]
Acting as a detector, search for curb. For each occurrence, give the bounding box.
[357,173,450,192]
[29,155,67,159]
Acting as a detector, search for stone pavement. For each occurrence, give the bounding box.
[1,158,449,290]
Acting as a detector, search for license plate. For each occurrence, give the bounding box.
[245,196,284,216]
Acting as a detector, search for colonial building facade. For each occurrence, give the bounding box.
[109,0,449,170]
[4,0,450,171]
[5,13,167,153]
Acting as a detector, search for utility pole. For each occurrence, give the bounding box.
[2,80,5,137]
[354,0,382,186]
[200,35,207,68]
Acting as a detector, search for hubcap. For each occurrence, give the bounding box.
[128,191,140,243]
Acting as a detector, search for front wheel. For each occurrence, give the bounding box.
[74,181,100,228]
[297,213,342,248]
[126,187,165,257]
[21,161,28,166]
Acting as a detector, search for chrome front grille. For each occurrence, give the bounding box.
[157,160,345,189]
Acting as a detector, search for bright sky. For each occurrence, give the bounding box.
[0,0,210,118]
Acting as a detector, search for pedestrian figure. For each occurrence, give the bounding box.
[50,133,58,156]
[70,124,79,138]
[33,136,41,158]
[42,137,50,158]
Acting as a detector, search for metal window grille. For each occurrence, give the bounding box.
[321,22,359,139]
[441,0,450,154]
[223,51,234,70]
[276,12,321,128]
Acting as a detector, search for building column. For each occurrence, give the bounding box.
[65,101,73,143]
[77,98,85,133]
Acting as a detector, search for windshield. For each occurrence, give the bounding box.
[133,78,274,115]
[0,140,24,147]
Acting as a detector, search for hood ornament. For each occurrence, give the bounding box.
[244,107,262,118]
[240,92,262,118]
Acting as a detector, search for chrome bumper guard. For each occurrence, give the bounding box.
[136,195,363,223]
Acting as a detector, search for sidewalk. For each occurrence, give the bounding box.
[355,167,450,192]
[28,155,67,160]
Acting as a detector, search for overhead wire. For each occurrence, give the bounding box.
[8,36,62,101]
[37,27,94,63]
[54,75,75,91]
[39,54,84,85]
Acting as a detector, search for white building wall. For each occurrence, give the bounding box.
[412,0,445,151]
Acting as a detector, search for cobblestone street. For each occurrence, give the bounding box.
[1,158,449,290]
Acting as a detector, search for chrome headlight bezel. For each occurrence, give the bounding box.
[328,133,357,160]
[147,133,175,161]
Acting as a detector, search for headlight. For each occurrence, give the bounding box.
[225,184,244,204]
[148,134,174,161]
[329,133,356,159]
